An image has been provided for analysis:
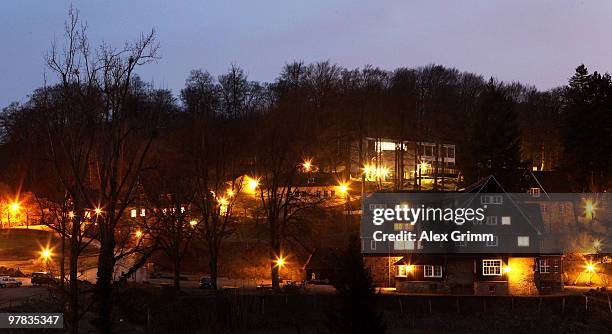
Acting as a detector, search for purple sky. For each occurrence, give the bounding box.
[2,1,612,106]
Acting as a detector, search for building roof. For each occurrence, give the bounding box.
[303,247,342,270]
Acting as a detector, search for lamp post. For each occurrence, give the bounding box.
[40,247,52,272]
[8,202,20,228]
[275,255,286,283]
[338,181,350,233]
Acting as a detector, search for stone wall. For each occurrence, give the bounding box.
[508,257,537,295]
[364,256,402,287]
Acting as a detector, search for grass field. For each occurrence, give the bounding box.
[0,229,97,274]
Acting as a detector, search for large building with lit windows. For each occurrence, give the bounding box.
[349,138,458,190]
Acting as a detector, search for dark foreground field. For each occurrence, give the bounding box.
[3,285,612,333]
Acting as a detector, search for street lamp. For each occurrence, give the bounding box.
[302,159,313,172]
[245,176,260,194]
[584,200,597,220]
[586,262,596,284]
[94,207,103,216]
[7,201,20,228]
[40,247,52,272]
[135,229,143,239]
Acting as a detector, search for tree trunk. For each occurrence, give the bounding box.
[209,244,219,290]
[96,221,116,334]
[60,231,66,288]
[68,217,80,334]
[173,250,181,290]
[270,225,281,289]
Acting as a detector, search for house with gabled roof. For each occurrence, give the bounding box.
[364,175,565,295]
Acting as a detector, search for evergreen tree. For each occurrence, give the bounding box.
[324,235,386,334]
[463,78,524,185]
[562,64,612,191]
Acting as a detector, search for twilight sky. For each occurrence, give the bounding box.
[2,0,612,106]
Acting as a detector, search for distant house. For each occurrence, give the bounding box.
[303,247,342,283]
[364,175,565,295]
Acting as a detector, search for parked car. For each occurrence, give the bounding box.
[199,276,213,289]
[31,272,55,286]
[0,276,22,288]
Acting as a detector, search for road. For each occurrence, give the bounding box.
[0,278,50,308]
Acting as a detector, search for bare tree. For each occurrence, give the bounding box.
[45,7,160,333]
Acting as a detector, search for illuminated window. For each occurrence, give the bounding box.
[539,259,550,274]
[517,236,530,247]
[501,216,511,225]
[130,209,137,218]
[424,265,442,278]
[140,209,146,217]
[394,240,414,250]
[396,265,410,277]
[482,259,502,276]
[486,236,498,247]
[528,187,540,198]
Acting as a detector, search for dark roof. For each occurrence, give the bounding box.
[393,254,446,266]
[529,171,573,193]
[303,248,341,270]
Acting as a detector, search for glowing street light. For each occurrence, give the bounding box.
[9,202,20,213]
[405,265,414,272]
[94,207,103,215]
[302,159,313,172]
[418,161,430,174]
[40,248,52,260]
[586,263,595,272]
[68,211,75,219]
[337,182,349,196]
[226,189,235,197]
[593,239,602,252]
[244,176,260,194]
[189,220,198,227]
[584,200,597,220]
[135,230,143,239]
[274,256,286,268]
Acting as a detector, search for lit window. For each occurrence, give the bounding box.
[396,265,411,277]
[424,265,443,278]
[394,240,415,250]
[482,259,502,276]
[130,209,137,218]
[486,236,498,247]
[528,188,541,198]
[140,209,146,217]
[539,259,550,274]
[501,216,511,225]
[517,236,530,247]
